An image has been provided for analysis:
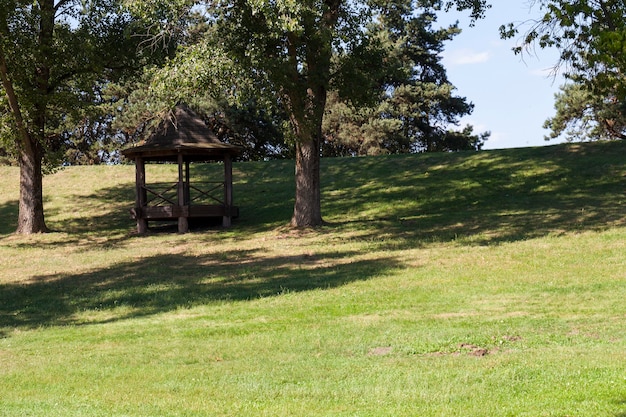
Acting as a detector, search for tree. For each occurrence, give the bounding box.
[219,0,490,226]
[128,0,490,227]
[544,83,626,141]
[322,89,488,156]
[0,0,163,233]
[321,8,488,156]
[189,95,292,161]
[500,1,626,143]
[502,1,626,82]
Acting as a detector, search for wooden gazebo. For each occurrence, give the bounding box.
[122,105,242,233]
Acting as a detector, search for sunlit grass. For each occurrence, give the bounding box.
[1,141,626,416]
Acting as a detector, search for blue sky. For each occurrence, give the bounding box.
[438,2,568,150]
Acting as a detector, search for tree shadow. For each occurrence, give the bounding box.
[20,141,626,250]
[2,141,626,337]
[614,399,626,417]
[321,142,626,248]
[232,159,295,228]
[0,248,403,331]
[4,140,625,247]
[44,183,137,235]
[0,200,18,234]
[40,160,297,237]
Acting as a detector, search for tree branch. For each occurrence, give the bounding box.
[54,0,75,13]
[598,0,617,31]
[0,33,34,155]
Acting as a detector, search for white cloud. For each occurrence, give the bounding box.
[443,49,490,66]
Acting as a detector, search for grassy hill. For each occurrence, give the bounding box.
[1,141,626,416]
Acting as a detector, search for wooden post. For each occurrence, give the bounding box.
[223,154,233,227]
[135,157,148,234]
[177,153,189,233]
[184,160,191,205]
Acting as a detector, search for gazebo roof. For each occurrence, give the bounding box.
[122,105,242,161]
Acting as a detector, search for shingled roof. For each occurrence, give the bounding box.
[122,105,241,160]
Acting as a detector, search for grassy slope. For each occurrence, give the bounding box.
[1,141,626,416]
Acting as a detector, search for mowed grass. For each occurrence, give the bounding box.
[1,141,626,416]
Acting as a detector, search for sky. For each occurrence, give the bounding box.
[438,2,568,150]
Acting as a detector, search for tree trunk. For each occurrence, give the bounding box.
[283,0,338,227]
[8,0,53,233]
[287,84,327,227]
[291,136,323,227]
[0,35,49,234]
[17,145,48,234]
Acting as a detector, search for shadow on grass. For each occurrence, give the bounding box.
[232,159,295,228]
[322,142,626,248]
[615,400,626,417]
[3,140,624,247]
[1,142,625,336]
[39,160,296,237]
[0,248,402,331]
[27,141,626,249]
[0,200,18,234]
[45,183,137,235]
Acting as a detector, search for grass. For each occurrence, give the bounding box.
[1,141,626,416]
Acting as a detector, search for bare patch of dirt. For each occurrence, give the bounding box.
[368,346,393,356]
[459,343,490,357]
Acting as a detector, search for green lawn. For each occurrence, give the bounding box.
[1,141,626,416]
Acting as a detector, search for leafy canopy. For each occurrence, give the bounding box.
[501,1,626,142]
[122,0,490,156]
[0,0,172,165]
[501,0,626,95]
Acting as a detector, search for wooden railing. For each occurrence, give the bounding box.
[144,182,178,206]
[188,182,225,205]
[142,181,226,207]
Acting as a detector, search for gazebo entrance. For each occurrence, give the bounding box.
[122,105,242,233]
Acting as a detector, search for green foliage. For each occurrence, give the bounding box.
[544,83,626,142]
[501,0,626,97]
[0,0,172,166]
[0,102,17,163]
[121,0,490,157]
[121,0,489,225]
[322,7,488,156]
[501,1,626,143]
[322,89,488,156]
[192,95,293,161]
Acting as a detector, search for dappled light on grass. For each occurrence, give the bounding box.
[322,142,626,246]
[2,141,624,244]
[1,142,626,415]
[0,241,402,329]
[2,140,625,328]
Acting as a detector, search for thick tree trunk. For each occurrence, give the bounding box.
[291,136,323,227]
[287,85,327,227]
[0,37,49,233]
[17,145,48,234]
[282,0,338,228]
[2,0,53,233]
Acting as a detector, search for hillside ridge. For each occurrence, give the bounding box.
[0,140,625,240]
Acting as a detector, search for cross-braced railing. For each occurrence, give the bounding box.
[142,181,226,207]
[187,181,225,205]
